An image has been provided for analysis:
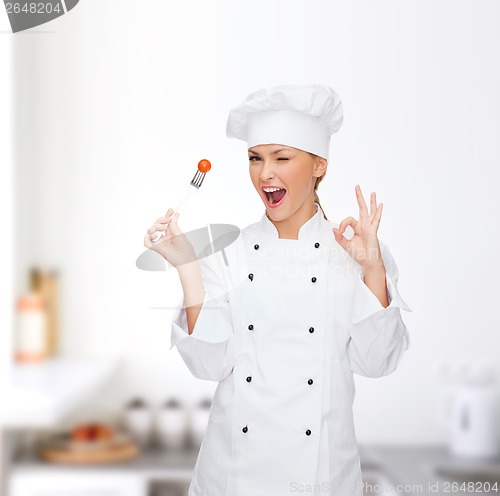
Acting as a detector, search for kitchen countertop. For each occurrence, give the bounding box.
[0,358,118,428]
[359,445,500,495]
[10,444,500,493]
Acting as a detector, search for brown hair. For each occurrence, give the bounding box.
[308,152,328,220]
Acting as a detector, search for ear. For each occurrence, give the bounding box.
[313,157,328,178]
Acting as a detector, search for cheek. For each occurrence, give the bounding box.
[284,167,310,191]
[249,167,260,189]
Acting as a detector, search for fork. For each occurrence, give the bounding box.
[151,161,210,243]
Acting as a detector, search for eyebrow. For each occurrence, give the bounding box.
[248,148,292,156]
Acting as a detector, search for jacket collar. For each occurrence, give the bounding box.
[258,202,325,240]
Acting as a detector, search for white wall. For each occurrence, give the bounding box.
[0,10,14,398]
[0,16,14,495]
[10,0,500,444]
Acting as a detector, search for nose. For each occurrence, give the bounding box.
[258,159,276,181]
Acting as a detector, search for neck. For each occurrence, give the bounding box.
[267,200,318,240]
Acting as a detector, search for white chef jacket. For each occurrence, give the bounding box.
[170,202,412,496]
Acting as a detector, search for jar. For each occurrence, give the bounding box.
[123,398,152,448]
[156,398,188,450]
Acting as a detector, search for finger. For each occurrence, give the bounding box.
[156,215,172,225]
[165,207,174,217]
[162,214,181,241]
[333,227,349,250]
[355,184,369,218]
[167,212,181,236]
[144,234,153,249]
[146,215,173,236]
[370,192,377,221]
[148,231,164,244]
[148,216,173,235]
[148,221,170,236]
[339,216,358,234]
[373,203,383,230]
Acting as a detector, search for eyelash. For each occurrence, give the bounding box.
[248,157,289,162]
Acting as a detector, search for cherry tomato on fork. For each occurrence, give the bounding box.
[198,159,211,173]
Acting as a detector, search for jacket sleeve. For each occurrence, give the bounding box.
[170,252,237,382]
[346,240,413,378]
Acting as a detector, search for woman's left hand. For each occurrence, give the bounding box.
[333,184,385,271]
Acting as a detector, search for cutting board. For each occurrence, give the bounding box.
[39,435,140,464]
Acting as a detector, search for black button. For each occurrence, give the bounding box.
[254,244,259,250]
[248,273,254,281]
[306,429,311,436]
[242,426,248,433]
[308,379,313,385]
[311,277,317,283]
[314,242,320,248]
[248,324,254,331]
[246,376,252,382]
[309,327,315,333]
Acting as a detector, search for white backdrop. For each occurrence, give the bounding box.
[3,0,500,444]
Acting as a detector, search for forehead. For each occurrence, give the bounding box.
[248,144,295,154]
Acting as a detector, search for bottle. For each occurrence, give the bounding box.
[15,292,47,363]
[30,268,59,357]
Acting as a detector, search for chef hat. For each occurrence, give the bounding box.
[226,84,343,160]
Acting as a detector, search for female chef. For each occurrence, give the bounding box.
[144,84,413,496]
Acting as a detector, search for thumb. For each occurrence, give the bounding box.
[168,212,182,236]
[333,227,348,249]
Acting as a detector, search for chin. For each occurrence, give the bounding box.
[266,206,289,220]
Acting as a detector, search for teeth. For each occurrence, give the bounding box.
[263,187,284,192]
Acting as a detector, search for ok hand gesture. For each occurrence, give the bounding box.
[332,185,385,271]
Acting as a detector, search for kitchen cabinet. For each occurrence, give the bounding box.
[10,472,146,496]
[9,446,196,496]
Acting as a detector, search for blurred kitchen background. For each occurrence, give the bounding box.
[1,1,500,495]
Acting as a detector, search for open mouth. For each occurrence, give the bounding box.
[262,187,287,208]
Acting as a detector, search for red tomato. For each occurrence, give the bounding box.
[198,159,211,173]
[72,425,90,441]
